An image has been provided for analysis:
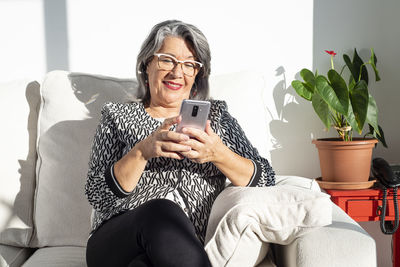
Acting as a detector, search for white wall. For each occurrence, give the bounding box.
[0,0,46,82]
[1,0,399,266]
[0,0,312,79]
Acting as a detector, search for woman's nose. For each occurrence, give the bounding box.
[170,63,184,77]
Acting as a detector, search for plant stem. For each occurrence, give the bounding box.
[339,65,347,76]
[343,119,352,141]
[358,63,368,82]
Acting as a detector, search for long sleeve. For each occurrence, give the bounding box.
[85,103,127,213]
[214,100,275,187]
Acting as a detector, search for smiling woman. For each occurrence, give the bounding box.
[84,20,275,267]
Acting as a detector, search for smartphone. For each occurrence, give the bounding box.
[176,99,211,133]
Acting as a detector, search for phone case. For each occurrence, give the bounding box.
[176,100,211,133]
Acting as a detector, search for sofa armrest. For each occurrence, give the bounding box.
[0,244,35,267]
[272,203,377,267]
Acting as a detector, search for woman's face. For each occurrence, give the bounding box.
[146,36,198,109]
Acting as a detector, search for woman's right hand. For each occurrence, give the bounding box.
[114,116,190,192]
[137,115,191,160]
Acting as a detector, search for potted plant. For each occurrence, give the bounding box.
[291,49,387,187]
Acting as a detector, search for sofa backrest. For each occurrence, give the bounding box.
[209,71,271,158]
[32,71,139,247]
[0,70,299,248]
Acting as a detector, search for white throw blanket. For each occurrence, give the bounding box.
[204,177,332,267]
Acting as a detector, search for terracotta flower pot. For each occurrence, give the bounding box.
[312,138,378,183]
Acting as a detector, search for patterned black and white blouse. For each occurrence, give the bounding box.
[85,100,275,244]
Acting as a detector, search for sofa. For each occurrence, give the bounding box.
[0,70,377,267]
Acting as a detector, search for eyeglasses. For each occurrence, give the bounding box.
[154,53,203,77]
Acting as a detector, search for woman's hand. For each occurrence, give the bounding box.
[115,116,189,192]
[137,116,192,161]
[179,120,225,164]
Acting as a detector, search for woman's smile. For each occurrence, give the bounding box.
[163,80,183,90]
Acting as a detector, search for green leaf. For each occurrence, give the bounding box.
[349,80,369,133]
[291,80,313,101]
[369,48,381,81]
[312,92,330,129]
[368,124,388,148]
[376,125,388,148]
[300,68,315,92]
[315,75,346,115]
[348,79,356,91]
[345,103,360,133]
[343,54,356,84]
[328,69,349,115]
[353,48,369,84]
[365,94,380,135]
[302,82,314,94]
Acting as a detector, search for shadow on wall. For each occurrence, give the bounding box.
[1,82,41,245]
[267,66,330,179]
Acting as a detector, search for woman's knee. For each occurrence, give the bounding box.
[138,199,198,246]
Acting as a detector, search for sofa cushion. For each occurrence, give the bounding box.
[204,182,332,267]
[31,71,139,247]
[22,246,86,267]
[0,244,35,267]
[209,71,271,159]
[273,204,376,267]
[0,80,40,247]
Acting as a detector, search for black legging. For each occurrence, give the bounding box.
[86,199,211,267]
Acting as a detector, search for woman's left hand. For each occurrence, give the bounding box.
[179,120,224,164]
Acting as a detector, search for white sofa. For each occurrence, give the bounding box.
[0,71,377,267]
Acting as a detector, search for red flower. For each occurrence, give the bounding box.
[325,50,337,56]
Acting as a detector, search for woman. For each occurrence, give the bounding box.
[85,20,275,267]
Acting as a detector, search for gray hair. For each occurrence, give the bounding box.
[136,20,211,106]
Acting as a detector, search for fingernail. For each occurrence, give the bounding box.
[182,128,187,133]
